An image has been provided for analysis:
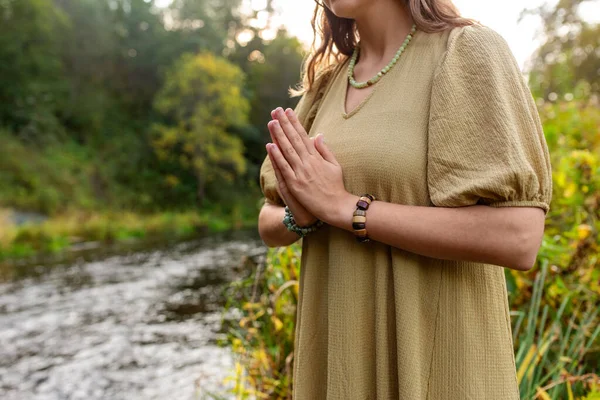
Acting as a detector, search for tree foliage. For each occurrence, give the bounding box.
[0,0,305,213]
[153,52,250,205]
[0,0,69,138]
[524,0,600,100]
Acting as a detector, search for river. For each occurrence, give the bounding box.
[0,229,266,400]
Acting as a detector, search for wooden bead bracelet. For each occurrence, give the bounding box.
[353,194,376,243]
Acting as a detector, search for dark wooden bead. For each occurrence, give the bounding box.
[356,235,371,243]
[352,222,366,230]
[357,200,369,209]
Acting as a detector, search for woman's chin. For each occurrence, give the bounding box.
[325,0,364,19]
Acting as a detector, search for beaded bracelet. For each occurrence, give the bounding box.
[283,206,324,237]
[353,194,376,243]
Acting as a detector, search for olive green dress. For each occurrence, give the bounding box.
[259,24,552,400]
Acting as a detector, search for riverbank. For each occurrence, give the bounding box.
[0,206,258,264]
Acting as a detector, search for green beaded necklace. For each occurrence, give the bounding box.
[348,24,417,89]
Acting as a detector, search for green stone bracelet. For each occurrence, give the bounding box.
[283,206,324,237]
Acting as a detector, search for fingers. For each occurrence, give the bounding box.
[283,108,315,155]
[315,133,339,165]
[271,107,311,158]
[266,145,287,200]
[268,119,302,170]
[266,142,296,184]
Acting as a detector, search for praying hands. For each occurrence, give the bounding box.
[265,107,351,227]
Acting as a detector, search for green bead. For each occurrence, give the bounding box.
[348,24,416,89]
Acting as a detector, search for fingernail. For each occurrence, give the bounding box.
[319,133,325,143]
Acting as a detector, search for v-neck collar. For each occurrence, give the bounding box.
[340,31,419,119]
[340,56,385,119]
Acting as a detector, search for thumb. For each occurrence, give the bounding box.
[315,133,338,165]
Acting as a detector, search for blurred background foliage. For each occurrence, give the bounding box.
[0,0,302,216]
[0,0,303,257]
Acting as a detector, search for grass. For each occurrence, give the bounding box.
[513,260,600,399]
[0,204,258,263]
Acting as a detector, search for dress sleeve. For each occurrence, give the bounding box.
[259,65,338,207]
[427,25,553,215]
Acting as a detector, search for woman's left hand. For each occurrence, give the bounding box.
[266,107,349,223]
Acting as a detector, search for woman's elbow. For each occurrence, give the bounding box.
[258,205,291,248]
[513,209,546,271]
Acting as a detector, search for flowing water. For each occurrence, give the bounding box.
[0,229,266,400]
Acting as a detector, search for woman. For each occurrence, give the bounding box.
[258,0,552,398]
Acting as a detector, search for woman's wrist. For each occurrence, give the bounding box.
[326,192,361,232]
[283,206,324,237]
[294,215,319,227]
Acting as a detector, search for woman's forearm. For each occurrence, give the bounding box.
[258,202,302,247]
[325,193,546,271]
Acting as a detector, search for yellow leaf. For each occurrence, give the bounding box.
[271,315,283,332]
[517,345,537,383]
[242,302,261,310]
[536,338,552,363]
[577,224,592,240]
[567,381,574,400]
[536,387,551,400]
[564,182,576,198]
[556,171,566,187]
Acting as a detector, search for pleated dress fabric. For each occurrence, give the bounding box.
[259,24,553,400]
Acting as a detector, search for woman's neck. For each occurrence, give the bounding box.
[354,2,414,66]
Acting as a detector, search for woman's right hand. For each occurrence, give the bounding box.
[266,113,319,228]
[266,141,319,227]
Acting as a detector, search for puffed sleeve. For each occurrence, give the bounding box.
[427,25,553,215]
[259,65,339,207]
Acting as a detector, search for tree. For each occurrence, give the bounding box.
[523,0,600,100]
[0,0,69,139]
[164,0,244,56]
[243,29,305,131]
[152,52,250,205]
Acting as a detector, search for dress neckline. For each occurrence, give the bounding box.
[341,56,382,119]
[340,31,419,119]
